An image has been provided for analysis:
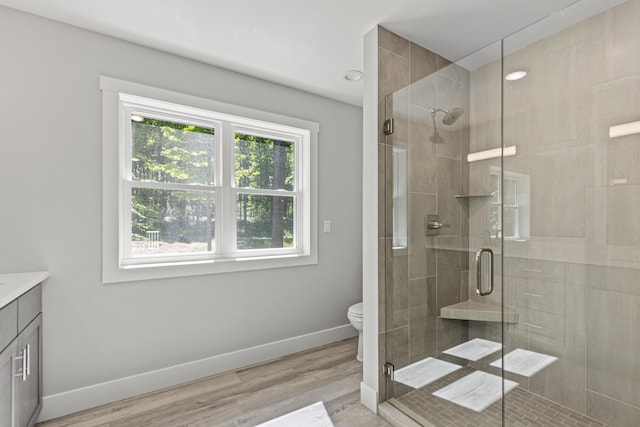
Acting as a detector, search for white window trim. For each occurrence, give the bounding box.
[100,76,319,283]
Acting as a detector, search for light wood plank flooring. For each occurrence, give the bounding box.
[37,337,391,427]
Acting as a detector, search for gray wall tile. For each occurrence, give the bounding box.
[587,389,640,427]
[587,289,640,408]
[378,26,411,60]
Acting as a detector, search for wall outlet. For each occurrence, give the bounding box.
[323,220,331,233]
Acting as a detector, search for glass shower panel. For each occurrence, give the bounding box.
[383,41,507,426]
[500,1,638,425]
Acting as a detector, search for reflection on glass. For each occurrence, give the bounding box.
[131,118,215,185]
[130,188,215,256]
[392,148,408,248]
[235,133,295,190]
[489,167,530,240]
[236,194,294,249]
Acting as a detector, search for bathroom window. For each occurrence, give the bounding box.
[489,167,530,240]
[100,77,318,283]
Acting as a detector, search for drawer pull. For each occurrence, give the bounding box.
[14,348,27,382]
[25,344,31,376]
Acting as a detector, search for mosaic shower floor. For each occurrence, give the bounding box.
[390,366,607,427]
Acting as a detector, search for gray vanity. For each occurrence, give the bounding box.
[0,272,48,427]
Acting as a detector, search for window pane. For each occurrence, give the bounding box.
[503,206,519,238]
[131,117,215,185]
[489,205,501,238]
[235,133,294,190]
[236,194,294,249]
[504,178,518,206]
[490,172,500,202]
[130,188,215,256]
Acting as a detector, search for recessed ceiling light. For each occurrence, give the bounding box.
[131,114,145,122]
[505,70,527,81]
[343,70,363,82]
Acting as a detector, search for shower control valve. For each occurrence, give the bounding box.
[425,214,450,235]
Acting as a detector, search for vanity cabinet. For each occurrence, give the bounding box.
[0,340,18,426]
[0,283,43,427]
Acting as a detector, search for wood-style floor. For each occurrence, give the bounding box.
[37,337,392,427]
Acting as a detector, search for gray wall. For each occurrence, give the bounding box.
[0,5,362,417]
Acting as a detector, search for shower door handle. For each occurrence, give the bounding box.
[475,248,494,296]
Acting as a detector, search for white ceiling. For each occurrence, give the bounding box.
[0,0,623,106]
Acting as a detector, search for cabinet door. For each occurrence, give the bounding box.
[14,314,41,427]
[0,339,18,427]
[0,301,17,354]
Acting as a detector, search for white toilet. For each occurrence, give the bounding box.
[347,302,364,362]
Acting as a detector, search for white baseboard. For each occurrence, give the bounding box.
[39,324,356,422]
[360,381,379,413]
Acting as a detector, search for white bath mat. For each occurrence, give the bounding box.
[394,357,462,389]
[442,338,502,361]
[489,348,558,377]
[432,370,518,412]
[256,401,334,427]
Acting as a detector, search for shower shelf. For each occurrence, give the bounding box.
[454,194,494,199]
[440,300,519,323]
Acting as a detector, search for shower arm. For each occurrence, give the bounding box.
[430,108,448,117]
[431,112,439,133]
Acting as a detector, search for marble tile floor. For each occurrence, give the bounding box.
[489,349,558,378]
[36,338,392,427]
[441,338,502,362]
[255,401,333,427]
[391,366,607,427]
[394,357,462,389]
[432,371,518,413]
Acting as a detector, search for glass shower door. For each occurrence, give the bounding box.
[383,40,509,426]
[500,1,640,425]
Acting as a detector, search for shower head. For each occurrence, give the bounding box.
[429,131,444,144]
[430,107,464,125]
[442,107,464,125]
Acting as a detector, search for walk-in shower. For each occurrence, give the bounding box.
[377,0,639,426]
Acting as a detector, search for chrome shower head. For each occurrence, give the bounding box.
[442,107,464,125]
[430,107,464,125]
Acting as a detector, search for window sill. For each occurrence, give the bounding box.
[103,253,317,284]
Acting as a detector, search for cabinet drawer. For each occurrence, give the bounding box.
[18,284,42,332]
[0,300,17,353]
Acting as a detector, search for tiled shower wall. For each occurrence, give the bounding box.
[467,1,640,425]
[377,26,471,400]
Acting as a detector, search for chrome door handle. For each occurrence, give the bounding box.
[475,248,494,296]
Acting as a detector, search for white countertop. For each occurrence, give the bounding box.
[0,271,49,310]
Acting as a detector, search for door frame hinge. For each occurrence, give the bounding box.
[383,362,395,381]
[383,118,394,135]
